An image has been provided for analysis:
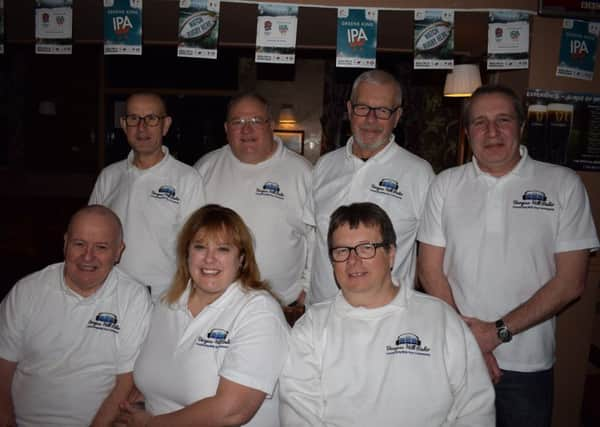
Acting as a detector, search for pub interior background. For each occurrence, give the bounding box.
[0,1,599,425]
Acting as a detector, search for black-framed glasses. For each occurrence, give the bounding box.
[351,104,400,120]
[228,117,270,129]
[123,114,166,127]
[330,242,387,262]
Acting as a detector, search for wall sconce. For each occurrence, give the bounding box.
[278,104,297,127]
[443,64,482,164]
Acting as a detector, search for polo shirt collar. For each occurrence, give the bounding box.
[60,263,116,304]
[126,145,170,173]
[334,281,406,319]
[344,135,397,163]
[226,136,283,170]
[471,145,533,179]
[174,279,243,311]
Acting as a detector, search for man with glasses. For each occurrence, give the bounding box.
[90,93,206,299]
[280,202,495,426]
[194,92,312,306]
[418,84,599,426]
[305,69,434,303]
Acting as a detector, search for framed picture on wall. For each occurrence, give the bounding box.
[275,130,304,154]
[539,0,600,19]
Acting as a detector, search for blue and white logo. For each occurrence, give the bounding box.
[195,328,231,348]
[87,312,120,333]
[256,181,285,199]
[151,185,180,204]
[370,178,404,199]
[386,332,431,356]
[513,190,555,211]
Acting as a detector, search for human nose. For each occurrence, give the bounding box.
[365,108,378,123]
[346,247,361,264]
[83,245,95,261]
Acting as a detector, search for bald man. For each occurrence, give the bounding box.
[90,93,206,299]
[0,205,152,427]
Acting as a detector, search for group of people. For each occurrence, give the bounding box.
[0,69,598,427]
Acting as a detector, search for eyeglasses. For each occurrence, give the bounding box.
[123,114,166,127]
[469,115,518,132]
[351,104,400,120]
[228,117,270,129]
[330,242,387,262]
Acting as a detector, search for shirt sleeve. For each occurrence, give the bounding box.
[417,172,448,248]
[219,297,289,395]
[555,172,599,253]
[116,285,152,374]
[279,310,327,427]
[0,280,33,362]
[88,172,105,205]
[444,312,496,426]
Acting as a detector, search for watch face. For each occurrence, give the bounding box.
[498,327,512,342]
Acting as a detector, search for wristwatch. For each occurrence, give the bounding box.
[496,319,513,343]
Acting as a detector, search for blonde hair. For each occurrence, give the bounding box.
[163,204,271,304]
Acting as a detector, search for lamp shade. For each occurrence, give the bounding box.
[443,64,482,97]
[278,104,297,125]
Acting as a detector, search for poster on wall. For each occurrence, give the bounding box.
[556,19,599,80]
[35,0,73,55]
[178,0,220,59]
[104,0,143,55]
[336,8,377,69]
[414,9,454,69]
[525,88,600,171]
[487,11,530,70]
[0,0,4,54]
[255,3,298,64]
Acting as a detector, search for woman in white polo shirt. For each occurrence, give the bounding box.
[117,204,290,427]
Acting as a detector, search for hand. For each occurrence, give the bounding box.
[461,316,501,354]
[114,401,152,427]
[483,352,502,384]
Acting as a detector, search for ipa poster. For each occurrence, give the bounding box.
[336,8,378,69]
[0,0,4,54]
[556,19,599,81]
[414,9,454,69]
[104,0,143,55]
[487,11,530,70]
[178,0,220,59]
[525,88,600,171]
[255,3,298,64]
[35,0,73,55]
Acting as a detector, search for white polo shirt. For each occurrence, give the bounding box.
[0,263,152,427]
[90,146,206,299]
[418,146,599,372]
[305,137,434,303]
[133,281,289,427]
[195,139,312,304]
[279,284,495,426]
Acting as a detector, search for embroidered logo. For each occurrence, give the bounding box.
[150,185,180,204]
[370,178,404,199]
[87,312,120,333]
[256,181,285,199]
[386,333,431,356]
[512,190,555,211]
[195,328,231,348]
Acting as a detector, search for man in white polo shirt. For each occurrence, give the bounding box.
[194,92,312,306]
[305,70,434,303]
[0,205,152,427]
[418,84,599,427]
[280,202,495,426]
[90,93,206,299]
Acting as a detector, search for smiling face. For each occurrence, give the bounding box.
[347,81,402,159]
[63,210,124,297]
[225,96,276,164]
[466,92,523,177]
[187,227,243,304]
[121,94,172,168]
[331,222,396,308]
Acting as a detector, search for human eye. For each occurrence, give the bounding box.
[496,115,515,126]
[217,245,231,253]
[125,114,140,126]
[251,117,267,126]
[96,244,109,251]
[191,243,206,251]
[331,247,349,259]
[353,104,370,115]
[470,118,487,129]
[145,114,160,125]
[376,107,392,117]
[229,119,243,128]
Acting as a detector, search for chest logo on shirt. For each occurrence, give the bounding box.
[385,332,431,356]
[195,328,231,348]
[370,178,403,199]
[256,181,285,200]
[512,190,555,211]
[150,185,181,204]
[87,312,120,334]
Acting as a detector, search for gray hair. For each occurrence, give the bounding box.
[350,70,403,106]
[226,91,273,121]
[67,205,124,243]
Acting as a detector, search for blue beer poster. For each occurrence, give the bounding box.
[336,8,377,69]
[104,0,143,55]
[556,19,599,81]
